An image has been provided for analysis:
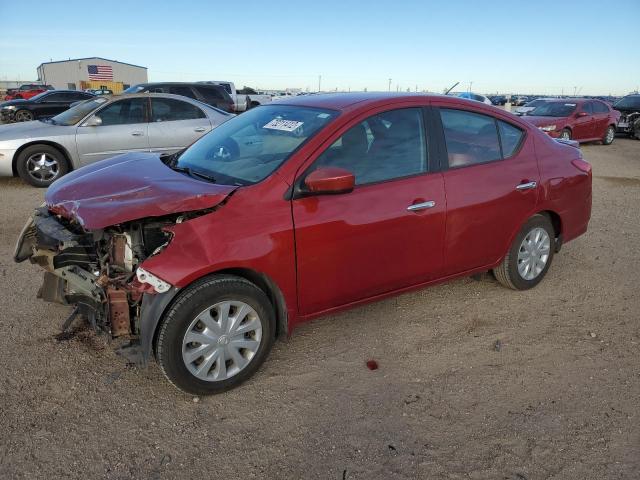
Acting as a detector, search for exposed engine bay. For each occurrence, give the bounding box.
[14,206,179,344]
[617,111,640,139]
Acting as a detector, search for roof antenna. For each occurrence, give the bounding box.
[444,81,459,95]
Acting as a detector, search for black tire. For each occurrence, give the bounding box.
[493,214,556,290]
[559,128,572,140]
[14,109,34,122]
[632,119,640,140]
[16,144,70,188]
[156,275,275,395]
[602,125,615,145]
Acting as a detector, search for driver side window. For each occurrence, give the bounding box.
[313,108,427,185]
[97,99,147,126]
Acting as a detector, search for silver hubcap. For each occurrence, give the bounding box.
[182,301,262,381]
[560,130,570,140]
[26,153,59,182]
[15,111,33,122]
[517,227,551,280]
[606,127,614,143]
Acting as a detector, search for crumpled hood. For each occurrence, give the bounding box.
[45,152,237,230]
[522,115,566,127]
[0,99,27,108]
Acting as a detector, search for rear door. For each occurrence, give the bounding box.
[75,97,149,165]
[434,105,539,274]
[293,106,446,315]
[148,97,212,154]
[591,101,610,138]
[573,102,595,139]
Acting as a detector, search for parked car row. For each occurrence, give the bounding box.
[13,92,593,394]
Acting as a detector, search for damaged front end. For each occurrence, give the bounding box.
[14,206,182,363]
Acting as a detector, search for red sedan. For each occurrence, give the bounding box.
[15,93,592,394]
[523,98,620,144]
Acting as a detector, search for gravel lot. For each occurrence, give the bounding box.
[0,138,638,480]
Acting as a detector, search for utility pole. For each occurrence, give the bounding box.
[388,78,392,91]
[469,81,473,93]
[318,75,321,93]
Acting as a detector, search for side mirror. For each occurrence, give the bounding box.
[304,167,355,195]
[83,115,102,127]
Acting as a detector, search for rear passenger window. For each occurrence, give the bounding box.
[168,86,196,99]
[151,98,206,122]
[440,109,501,167]
[314,108,427,185]
[195,86,224,104]
[498,120,524,158]
[592,101,609,113]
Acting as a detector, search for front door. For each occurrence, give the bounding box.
[435,106,540,274]
[147,97,212,154]
[75,97,149,166]
[293,107,446,315]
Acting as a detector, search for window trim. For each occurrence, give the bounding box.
[294,106,432,195]
[434,106,527,171]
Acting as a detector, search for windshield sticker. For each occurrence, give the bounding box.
[317,113,330,118]
[263,119,304,132]
[564,103,576,106]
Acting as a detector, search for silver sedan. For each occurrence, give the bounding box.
[0,93,232,187]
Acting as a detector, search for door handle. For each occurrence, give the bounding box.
[194,127,207,132]
[131,131,144,136]
[407,201,436,212]
[516,181,537,191]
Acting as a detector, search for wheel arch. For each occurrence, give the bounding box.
[148,267,289,360]
[12,141,74,177]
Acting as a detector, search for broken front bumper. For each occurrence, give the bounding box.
[14,207,179,365]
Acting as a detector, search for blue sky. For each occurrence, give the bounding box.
[1,0,638,95]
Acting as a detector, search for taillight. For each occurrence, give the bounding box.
[571,158,592,174]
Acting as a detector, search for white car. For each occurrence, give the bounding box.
[455,92,493,105]
[198,81,272,111]
[514,98,554,116]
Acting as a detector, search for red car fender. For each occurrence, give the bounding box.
[139,174,300,329]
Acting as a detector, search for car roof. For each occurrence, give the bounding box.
[273,92,451,111]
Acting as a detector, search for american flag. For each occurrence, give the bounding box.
[87,65,113,81]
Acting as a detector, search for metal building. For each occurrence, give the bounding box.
[36,57,148,93]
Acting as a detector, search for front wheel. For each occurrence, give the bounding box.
[493,214,556,290]
[559,128,572,140]
[156,275,275,395]
[14,109,34,122]
[602,125,615,145]
[16,144,69,187]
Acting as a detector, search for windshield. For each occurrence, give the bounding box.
[123,85,145,94]
[528,102,576,117]
[614,96,640,110]
[176,105,338,185]
[49,97,109,126]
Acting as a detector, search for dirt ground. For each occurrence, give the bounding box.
[0,138,638,480]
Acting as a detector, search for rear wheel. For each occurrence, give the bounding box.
[602,125,615,145]
[559,128,572,140]
[16,144,69,187]
[156,275,275,395]
[14,109,34,122]
[493,214,555,290]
